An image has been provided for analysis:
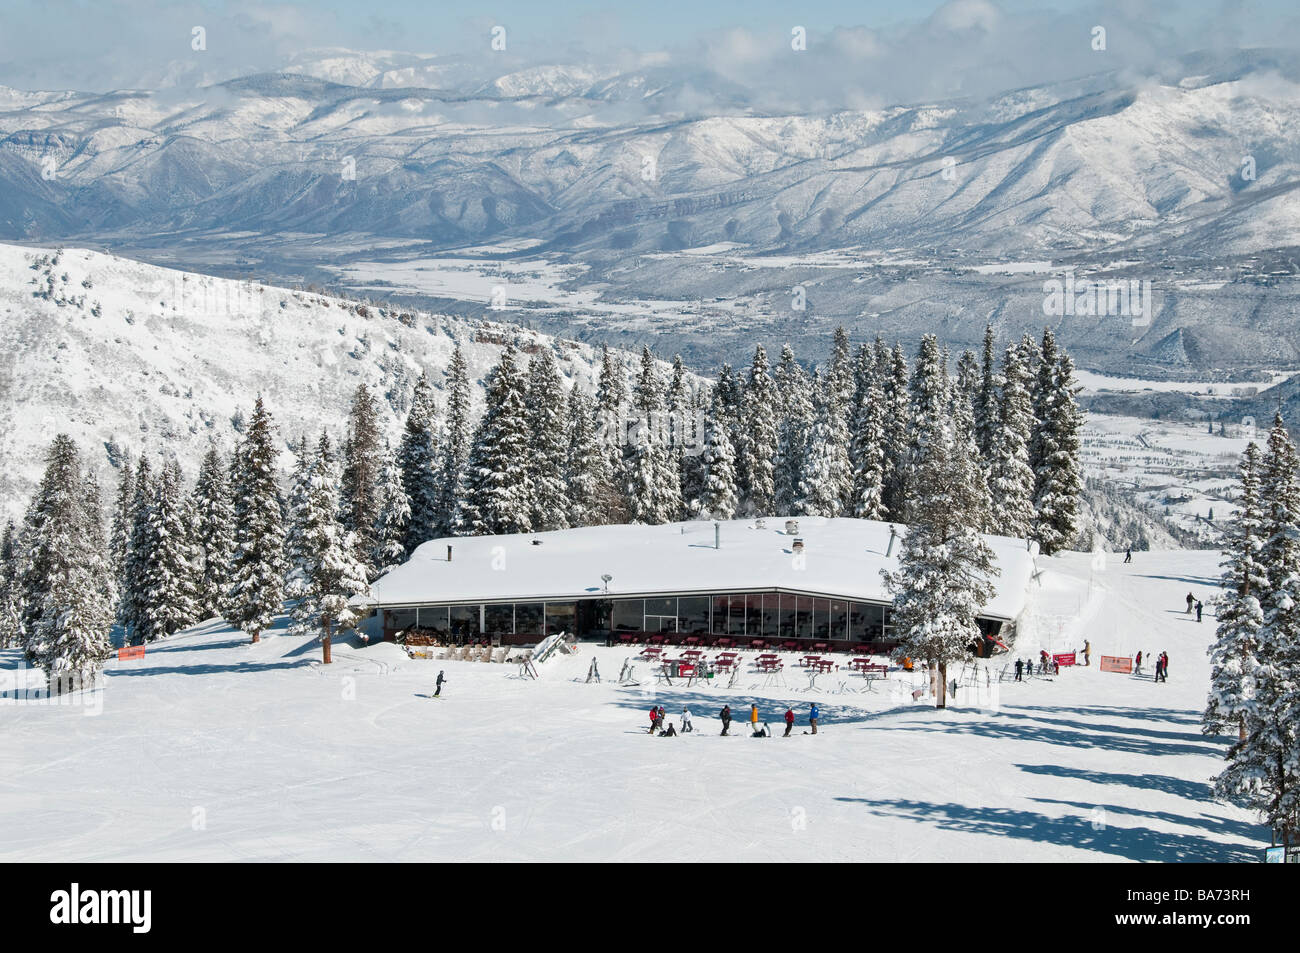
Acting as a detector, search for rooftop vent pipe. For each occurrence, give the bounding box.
[447,545,453,562]
[714,522,721,549]
[792,538,805,554]
[785,519,799,535]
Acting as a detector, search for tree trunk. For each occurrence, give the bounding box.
[937,661,948,709]
[1239,717,1247,743]
[322,619,332,665]
[250,629,260,644]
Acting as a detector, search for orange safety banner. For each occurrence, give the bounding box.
[1099,655,1132,673]
[117,645,146,660]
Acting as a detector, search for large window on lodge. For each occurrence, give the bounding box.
[612,599,643,632]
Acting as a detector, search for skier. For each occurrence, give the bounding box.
[1135,651,1143,675]
[656,705,666,732]
[1014,658,1023,681]
[1124,548,1132,564]
[682,707,693,733]
[1186,592,1194,614]
[749,704,759,735]
[720,704,732,736]
[809,702,820,735]
[661,722,677,737]
[434,670,446,696]
[1195,600,1203,623]
[648,705,659,734]
[1159,652,1169,682]
[783,707,795,737]
[1083,640,1091,667]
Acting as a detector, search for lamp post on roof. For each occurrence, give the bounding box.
[601,573,613,593]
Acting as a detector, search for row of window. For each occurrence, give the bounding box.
[617,594,891,641]
[384,593,894,641]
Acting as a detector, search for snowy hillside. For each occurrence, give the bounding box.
[0,548,1264,862]
[0,241,693,521]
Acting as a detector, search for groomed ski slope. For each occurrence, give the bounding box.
[0,549,1265,862]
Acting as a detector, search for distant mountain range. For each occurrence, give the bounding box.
[3,47,1300,376]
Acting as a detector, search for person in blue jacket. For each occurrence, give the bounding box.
[809,702,820,735]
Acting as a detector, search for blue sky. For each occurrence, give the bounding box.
[0,0,1296,97]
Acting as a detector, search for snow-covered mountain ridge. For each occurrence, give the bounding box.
[0,241,694,521]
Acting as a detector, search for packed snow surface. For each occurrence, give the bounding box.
[0,549,1263,861]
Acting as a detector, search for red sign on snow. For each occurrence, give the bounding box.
[117,645,146,661]
[1053,652,1076,667]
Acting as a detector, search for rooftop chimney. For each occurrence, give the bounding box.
[792,538,805,554]
[785,519,799,536]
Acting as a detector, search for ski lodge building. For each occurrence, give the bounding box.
[359,517,1036,655]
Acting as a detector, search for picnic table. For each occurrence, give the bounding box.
[811,659,835,674]
[757,658,784,672]
[799,655,822,668]
[716,638,735,648]
[681,648,704,659]
[781,640,799,652]
[849,657,888,678]
[684,635,703,646]
[639,646,664,659]
[750,640,768,650]
[812,643,830,652]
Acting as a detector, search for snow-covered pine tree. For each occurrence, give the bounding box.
[526,347,571,532]
[594,345,631,521]
[773,350,814,516]
[795,377,851,517]
[120,456,154,645]
[19,436,113,692]
[987,343,1036,538]
[828,326,855,413]
[286,441,370,664]
[951,371,993,534]
[1204,442,1266,743]
[108,452,134,593]
[457,344,535,536]
[976,324,1002,461]
[849,368,889,521]
[78,470,117,653]
[372,442,412,575]
[904,334,949,524]
[667,355,692,520]
[436,344,473,536]
[882,344,911,517]
[1030,330,1084,555]
[137,460,200,641]
[341,384,384,577]
[698,398,740,520]
[192,446,235,621]
[882,409,998,709]
[399,370,441,553]
[223,396,286,644]
[626,346,680,524]
[565,387,608,528]
[738,345,778,516]
[0,521,21,649]
[1214,415,1300,845]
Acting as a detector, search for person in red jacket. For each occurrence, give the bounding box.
[648,705,658,733]
[783,707,795,737]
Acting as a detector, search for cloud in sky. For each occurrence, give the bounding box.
[1,0,1299,114]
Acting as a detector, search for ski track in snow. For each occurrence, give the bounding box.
[0,549,1265,862]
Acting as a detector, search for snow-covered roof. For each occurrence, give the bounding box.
[362,517,1037,621]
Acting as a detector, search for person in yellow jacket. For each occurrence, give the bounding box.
[750,704,759,734]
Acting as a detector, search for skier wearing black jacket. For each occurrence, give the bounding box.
[720,705,732,736]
